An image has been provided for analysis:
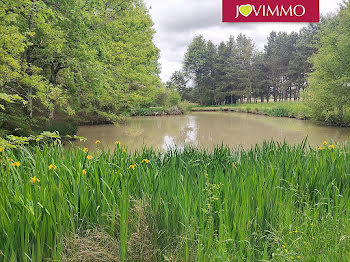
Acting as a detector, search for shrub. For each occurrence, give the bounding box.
[169,90,181,106]
[154,88,169,107]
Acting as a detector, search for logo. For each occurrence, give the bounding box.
[239,4,252,17]
[223,0,319,23]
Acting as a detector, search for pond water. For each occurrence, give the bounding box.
[74,112,350,151]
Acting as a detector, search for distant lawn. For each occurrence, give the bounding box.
[192,101,311,120]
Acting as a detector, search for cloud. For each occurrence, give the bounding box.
[145,0,344,81]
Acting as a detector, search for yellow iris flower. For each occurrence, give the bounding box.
[142,159,150,164]
[11,162,21,167]
[30,176,40,184]
[49,163,57,170]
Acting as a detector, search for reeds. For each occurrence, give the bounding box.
[0,141,349,261]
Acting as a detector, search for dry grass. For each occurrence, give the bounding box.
[62,199,167,262]
[62,229,120,262]
[127,199,160,261]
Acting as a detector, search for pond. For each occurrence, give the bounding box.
[74,112,350,151]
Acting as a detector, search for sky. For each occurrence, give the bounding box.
[143,0,345,82]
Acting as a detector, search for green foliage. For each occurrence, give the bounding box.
[166,71,188,97]
[154,87,170,107]
[177,101,198,113]
[153,87,181,107]
[179,29,318,106]
[0,141,349,261]
[266,107,290,117]
[305,2,350,126]
[169,89,181,106]
[193,101,311,119]
[0,0,161,135]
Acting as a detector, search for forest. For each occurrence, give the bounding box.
[168,4,350,126]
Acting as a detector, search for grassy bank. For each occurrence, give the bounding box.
[192,102,311,120]
[0,141,349,261]
[128,102,197,117]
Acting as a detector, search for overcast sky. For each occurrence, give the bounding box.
[143,0,344,82]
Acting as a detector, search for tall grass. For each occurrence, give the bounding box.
[192,101,311,120]
[0,141,349,261]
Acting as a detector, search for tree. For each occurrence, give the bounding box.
[265,31,299,102]
[183,35,207,104]
[201,40,218,105]
[173,23,327,107]
[251,52,270,102]
[166,71,188,98]
[305,2,350,126]
[235,34,255,103]
[0,0,162,135]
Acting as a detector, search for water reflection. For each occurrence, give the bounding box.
[74,112,350,152]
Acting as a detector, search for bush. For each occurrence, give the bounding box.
[178,101,197,113]
[154,88,169,107]
[169,90,181,106]
[154,88,182,107]
[266,107,290,117]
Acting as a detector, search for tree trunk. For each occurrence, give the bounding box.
[274,87,278,102]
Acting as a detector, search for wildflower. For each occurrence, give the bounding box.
[232,162,236,168]
[142,159,150,164]
[129,164,137,170]
[30,176,40,184]
[297,256,302,259]
[290,257,294,260]
[0,147,3,153]
[282,245,286,248]
[11,162,21,167]
[123,148,126,153]
[36,138,40,142]
[95,140,101,144]
[329,144,335,150]
[38,186,41,191]
[115,141,121,146]
[83,148,89,153]
[284,249,288,253]
[82,169,87,176]
[274,238,278,242]
[323,141,328,146]
[87,155,93,160]
[317,147,325,151]
[49,163,57,170]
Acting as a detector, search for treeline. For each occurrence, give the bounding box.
[168,24,322,105]
[0,0,173,136]
[169,1,350,126]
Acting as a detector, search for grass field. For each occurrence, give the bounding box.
[0,140,349,261]
[192,102,311,120]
